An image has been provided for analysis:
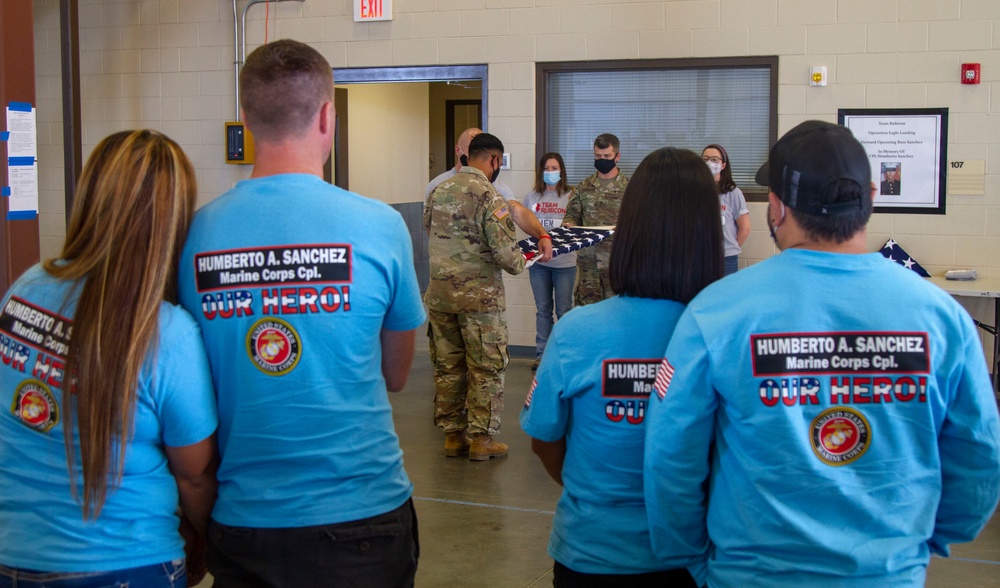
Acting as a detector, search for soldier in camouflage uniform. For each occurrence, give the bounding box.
[564,133,629,306]
[424,133,552,461]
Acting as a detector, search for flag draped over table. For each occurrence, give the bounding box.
[879,238,930,277]
[518,225,615,265]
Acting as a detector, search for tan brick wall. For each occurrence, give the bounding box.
[32,0,1000,350]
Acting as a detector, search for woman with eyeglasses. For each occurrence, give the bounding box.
[703,144,750,275]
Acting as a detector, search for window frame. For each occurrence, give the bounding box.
[535,56,778,201]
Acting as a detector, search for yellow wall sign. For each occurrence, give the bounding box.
[947,160,985,196]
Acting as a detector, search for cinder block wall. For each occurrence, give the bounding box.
[33,0,1000,350]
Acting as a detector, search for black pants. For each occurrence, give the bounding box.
[553,560,697,588]
[207,498,419,588]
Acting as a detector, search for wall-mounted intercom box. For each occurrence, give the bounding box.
[225,122,255,165]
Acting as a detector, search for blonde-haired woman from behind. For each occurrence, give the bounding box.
[0,129,218,588]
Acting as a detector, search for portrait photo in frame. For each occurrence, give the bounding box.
[838,108,948,215]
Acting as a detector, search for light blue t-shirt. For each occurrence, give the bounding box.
[178,174,427,528]
[0,265,218,572]
[645,250,1000,588]
[520,295,689,575]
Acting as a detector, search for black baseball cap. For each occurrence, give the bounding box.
[755,120,871,216]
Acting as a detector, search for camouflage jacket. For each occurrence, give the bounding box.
[424,166,525,313]
[566,171,629,270]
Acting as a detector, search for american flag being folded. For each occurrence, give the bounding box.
[518,225,615,265]
[879,238,930,277]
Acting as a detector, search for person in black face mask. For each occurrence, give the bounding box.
[425,127,518,202]
[424,132,552,462]
[563,133,630,306]
[426,127,479,200]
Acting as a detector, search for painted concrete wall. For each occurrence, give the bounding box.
[342,82,429,204]
[31,0,1000,350]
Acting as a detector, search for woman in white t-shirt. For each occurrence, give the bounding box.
[703,144,750,275]
[522,152,575,369]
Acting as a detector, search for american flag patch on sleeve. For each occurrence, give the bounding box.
[653,358,674,400]
[524,378,537,408]
[493,206,510,221]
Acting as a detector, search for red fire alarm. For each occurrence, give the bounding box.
[962,63,981,84]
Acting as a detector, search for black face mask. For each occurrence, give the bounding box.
[460,154,468,167]
[490,164,501,184]
[594,158,617,174]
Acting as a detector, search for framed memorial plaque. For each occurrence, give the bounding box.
[838,108,948,215]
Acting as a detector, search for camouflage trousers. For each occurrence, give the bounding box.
[427,308,509,436]
[573,263,613,307]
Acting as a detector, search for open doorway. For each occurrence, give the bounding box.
[330,65,487,192]
[329,65,488,291]
[444,98,482,171]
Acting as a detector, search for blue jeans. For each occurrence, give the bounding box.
[724,255,739,276]
[207,498,419,588]
[0,560,185,588]
[528,264,576,358]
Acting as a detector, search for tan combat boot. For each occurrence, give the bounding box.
[444,431,470,457]
[468,435,508,461]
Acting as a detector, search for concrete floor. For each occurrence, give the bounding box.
[196,339,1000,587]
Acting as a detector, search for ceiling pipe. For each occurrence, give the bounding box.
[233,0,305,121]
[232,0,240,120]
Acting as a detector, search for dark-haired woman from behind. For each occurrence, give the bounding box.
[0,130,218,588]
[520,147,723,587]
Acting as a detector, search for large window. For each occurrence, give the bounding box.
[537,57,777,199]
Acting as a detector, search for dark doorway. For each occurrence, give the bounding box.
[445,100,481,170]
[324,87,349,189]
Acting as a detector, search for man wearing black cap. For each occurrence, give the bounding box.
[643,121,1000,587]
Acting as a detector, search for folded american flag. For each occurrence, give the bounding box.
[518,225,615,265]
[879,238,930,277]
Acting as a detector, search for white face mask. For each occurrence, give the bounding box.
[707,161,724,177]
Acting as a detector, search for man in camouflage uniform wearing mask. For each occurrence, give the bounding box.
[424,132,552,461]
[564,133,629,306]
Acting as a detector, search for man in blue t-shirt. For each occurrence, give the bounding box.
[178,40,426,587]
[644,121,1000,587]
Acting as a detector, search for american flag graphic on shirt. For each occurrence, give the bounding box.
[653,358,675,400]
[518,225,615,265]
[524,378,537,408]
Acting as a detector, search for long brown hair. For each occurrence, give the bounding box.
[43,129,197,518]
